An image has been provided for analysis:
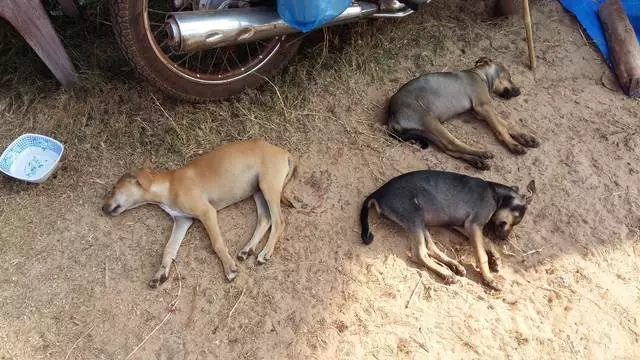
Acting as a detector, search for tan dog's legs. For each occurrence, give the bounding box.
[410,230,458,284]
[473,104,539,154]
[194,204,238,281]
[424,230,466,277]
[238,192,271,261]
[149,216,193,288]
[256,165,290,264]
[467,225,503,290]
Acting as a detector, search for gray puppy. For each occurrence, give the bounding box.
[387,57,539,170]
[360,170,533,291]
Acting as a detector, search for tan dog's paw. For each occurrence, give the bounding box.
[483,275,505,291]
[256,250,271,265]
[149,266,170,289]
[237,249,253,261]
[226,268,238,282]
[511,133,540,148]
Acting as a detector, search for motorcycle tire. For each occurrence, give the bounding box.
[109,0,302,102]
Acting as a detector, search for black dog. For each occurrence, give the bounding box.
[360,170,533,290]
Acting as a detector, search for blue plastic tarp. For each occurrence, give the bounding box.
[277,0,351,32]
[557,0,640,63]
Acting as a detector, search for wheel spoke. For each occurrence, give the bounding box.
[146,1,282,81]
[207,48,221,74]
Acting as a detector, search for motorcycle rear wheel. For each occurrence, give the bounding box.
[109,0,302,102]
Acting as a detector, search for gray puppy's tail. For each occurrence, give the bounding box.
[360,192,377,245]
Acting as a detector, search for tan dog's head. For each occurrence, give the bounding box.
[102,170,153,216]
[486,180,535,240]
[475,57,521,99]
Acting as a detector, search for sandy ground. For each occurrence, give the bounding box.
[1,0,640,359]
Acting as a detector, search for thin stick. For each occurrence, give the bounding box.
[228,288,246,318]
[410,336,429,353]
[150,94,185,140]
[523,0,536,70]
[125,261,182,360]
[507,240,525,254]
[405,275,422,309]
[523,247,544,256]
[255,73,288,120]
[64,323,96,360]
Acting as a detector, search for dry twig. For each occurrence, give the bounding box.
[64,323,96,360]
[125,261,182,360]
[406,274,422,309]
[228,288,246,319]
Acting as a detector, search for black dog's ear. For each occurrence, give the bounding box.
[475,56,492,67]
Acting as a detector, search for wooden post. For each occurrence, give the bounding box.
[523,0,536,70]
[0,0,78,87]
[599,0,640,97]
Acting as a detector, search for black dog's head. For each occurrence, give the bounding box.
[486,180,535,240]
[474,57,521,100]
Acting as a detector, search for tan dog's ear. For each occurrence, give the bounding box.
[136,169,153,190]
[475,56,492,67]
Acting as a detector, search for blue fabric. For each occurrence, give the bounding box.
[277,0,351,32]
[558,0,640,63]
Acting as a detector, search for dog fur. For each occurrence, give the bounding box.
[102,140,295,287]
[360,170,533,290]
[387,57,540,170]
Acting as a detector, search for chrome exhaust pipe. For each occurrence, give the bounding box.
[165,3,378,53]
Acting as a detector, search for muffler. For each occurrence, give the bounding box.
[165,3,378,53]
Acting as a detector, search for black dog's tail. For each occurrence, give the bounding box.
[360,192,378,245]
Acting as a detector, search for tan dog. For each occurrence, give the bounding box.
[102,140,295,287]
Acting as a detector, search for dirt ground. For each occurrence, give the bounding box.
[1,0,640,359]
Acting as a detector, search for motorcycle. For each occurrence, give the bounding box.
[1,0,425,102]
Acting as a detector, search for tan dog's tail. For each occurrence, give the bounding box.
[280,156,296,208]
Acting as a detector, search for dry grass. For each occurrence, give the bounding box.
[3,1,640,359]
[0,0,482,169]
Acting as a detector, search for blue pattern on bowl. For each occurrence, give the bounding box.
[0,134,64,181]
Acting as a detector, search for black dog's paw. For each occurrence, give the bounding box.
[508,143,527,155]
[442,274,459,285]
[483,275,505,291]
[451,262,467,277]
[511,133,540,148]
[467,157,491,171]
[488,254,501,273]
[478,151,494,159]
